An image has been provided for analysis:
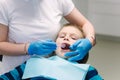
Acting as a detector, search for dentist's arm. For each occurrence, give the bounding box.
[0,23,27,55]
[65,8,96,46]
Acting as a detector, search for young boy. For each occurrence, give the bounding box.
[0,23,103,80]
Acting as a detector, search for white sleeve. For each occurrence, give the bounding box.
[58,0,75,16]
[0,0,9,26]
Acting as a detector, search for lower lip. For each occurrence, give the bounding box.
[61,49,70,52]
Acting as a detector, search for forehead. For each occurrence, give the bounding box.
[60,26,82,34]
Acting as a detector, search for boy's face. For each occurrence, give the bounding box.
[55,25,83,58]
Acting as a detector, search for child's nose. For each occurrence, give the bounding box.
[64,36,69,41]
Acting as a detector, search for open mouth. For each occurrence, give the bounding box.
[61,43,70,50]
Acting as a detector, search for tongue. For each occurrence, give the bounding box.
[61,43,70,49]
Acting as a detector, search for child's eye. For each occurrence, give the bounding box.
[70,33,81,40]
[71,37,78,40]
[71,35,79,40]
[59,33,65,38]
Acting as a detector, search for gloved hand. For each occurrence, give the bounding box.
[28,40,57,56]
[65,38,92,62]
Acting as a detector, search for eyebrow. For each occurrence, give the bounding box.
[59,32,82,38]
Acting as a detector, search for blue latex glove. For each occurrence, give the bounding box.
[65,38,92,62]
[28,40,57,55]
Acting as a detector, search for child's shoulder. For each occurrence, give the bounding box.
[86,65,103,80]
[88,65,97,71]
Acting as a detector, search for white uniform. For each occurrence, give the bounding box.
[0,0,74,74]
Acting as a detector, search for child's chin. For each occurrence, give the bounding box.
[58,55,68,59]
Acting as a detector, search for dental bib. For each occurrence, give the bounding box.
[22,56,90,80]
